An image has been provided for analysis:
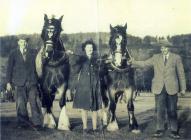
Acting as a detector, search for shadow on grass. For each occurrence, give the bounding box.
[178,107,191,138]
[1,107,191,140]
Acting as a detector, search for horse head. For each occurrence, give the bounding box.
[109,23,131,68]
[41,14,65,59]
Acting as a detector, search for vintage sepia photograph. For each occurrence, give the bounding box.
[0,0,191,139]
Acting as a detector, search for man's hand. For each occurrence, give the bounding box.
[179,90,186,97]
[6,83,12,92]
[127,57,135,65]
[66,50,74,55]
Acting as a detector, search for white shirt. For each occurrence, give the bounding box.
[163,53,169,62]
[19,48,27,60]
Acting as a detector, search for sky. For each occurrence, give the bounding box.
[0,0,191,37]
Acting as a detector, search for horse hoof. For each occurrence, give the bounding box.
[57,126,70,131]
[43,123,56,129]
[131,129,141,134]
[47,124,56,129]
[57,117,70,130]
[43,113,56,129]
[107,121,119,131]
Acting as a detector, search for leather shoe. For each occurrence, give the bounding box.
[169,131,180,139]
[152,130,164,137]
[89,129,99,134]
[16,124,28,129]
[83,129,89,135]
[32,125,44,131]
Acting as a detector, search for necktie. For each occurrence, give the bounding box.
[164,55,167,65]
[22,49,26,61]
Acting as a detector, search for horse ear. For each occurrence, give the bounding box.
[124,23,127,30]
[59,15,64,21]
[44,14,48,21]
[110,24,113,31]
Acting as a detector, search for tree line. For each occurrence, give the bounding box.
[0,33,191,91]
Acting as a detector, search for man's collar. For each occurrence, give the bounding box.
[162,52,170,59]
[19,47,27,55]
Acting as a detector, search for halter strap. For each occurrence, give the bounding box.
[47,51,68,67]
[110,62,131,72]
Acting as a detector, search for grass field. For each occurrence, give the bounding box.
[1,96,191,140]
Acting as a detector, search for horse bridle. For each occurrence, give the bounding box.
[110,59,131,72]
[107,46,131,71]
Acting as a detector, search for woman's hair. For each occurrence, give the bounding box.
[81,39,97,52]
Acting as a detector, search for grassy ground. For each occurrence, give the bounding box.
[1,96,191,140]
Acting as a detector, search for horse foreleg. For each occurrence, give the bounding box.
[58,106,70,130]
[106,89,119,131]
[42,105,56,128]
[41,92,56,129]
[57,85,70,130]
[100,101,111,130]
[125,88,140,133]
[101,88,109,126]
[43,108,56,129]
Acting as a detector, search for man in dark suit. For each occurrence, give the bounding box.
[130,39,186,139]
[6,37,43,130]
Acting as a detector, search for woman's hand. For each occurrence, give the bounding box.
[66,50,74,55]
[127,57,134,65]
[179,90,186,97]
[6,83,12,92]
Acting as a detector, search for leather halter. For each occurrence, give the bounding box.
[110,61,131,72]
[110,52,131,72]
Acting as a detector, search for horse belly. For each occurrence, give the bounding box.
[109,71,134,91]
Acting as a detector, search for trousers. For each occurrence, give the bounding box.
[155,86,178,132]
[15,83,43,125]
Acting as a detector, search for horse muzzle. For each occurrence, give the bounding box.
[41,41,54,59]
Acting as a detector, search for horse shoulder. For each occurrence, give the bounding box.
[35,47,44,78]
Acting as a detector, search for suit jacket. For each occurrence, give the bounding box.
[6,48,38,86]
[132,52,186,95]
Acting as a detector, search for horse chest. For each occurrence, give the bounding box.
[107,63,134,90]
[42,66,66,88]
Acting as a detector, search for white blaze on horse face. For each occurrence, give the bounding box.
[47,25,55,39]
[115,35,122,46]
[116,45,121,52]
[114,52,122,66]
[85,44,93,58]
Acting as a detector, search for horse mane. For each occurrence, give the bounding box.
[41,16,63,37]
[56,38,65,51]
[41,15,65,51]
[109,25,127,55]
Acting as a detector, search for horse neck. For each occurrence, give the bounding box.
[48,39,65,61]
[55,37,65,51]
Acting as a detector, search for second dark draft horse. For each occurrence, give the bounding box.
[101,24,140,133]
[35,14,70,130]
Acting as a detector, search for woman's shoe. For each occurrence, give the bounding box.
[169,131,180,139]
[83,129,89,135]
[90,129,99,134]
[152,130,164,137]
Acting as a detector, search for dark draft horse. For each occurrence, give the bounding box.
[101,24,140,133]
[35,14,70,130]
